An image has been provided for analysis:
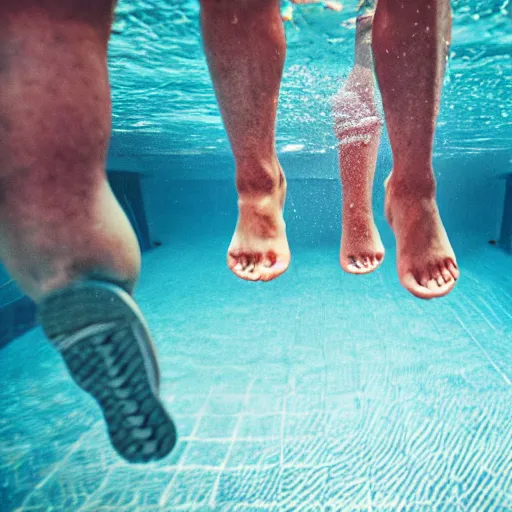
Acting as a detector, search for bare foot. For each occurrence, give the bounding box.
[340,207,384,274]
[228,175,290,282]
[334,64,384,276]
[385,173,459,299]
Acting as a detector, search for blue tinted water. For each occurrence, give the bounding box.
[107,0,511,157]
[2,239,512,510]
[1,0,512,510]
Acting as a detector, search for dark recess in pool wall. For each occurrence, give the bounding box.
[0,171,152,350]
[500,173,512,254]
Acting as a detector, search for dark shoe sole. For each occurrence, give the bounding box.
[38,281,177,463]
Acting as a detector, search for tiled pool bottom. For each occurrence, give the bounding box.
[1,240,511,511]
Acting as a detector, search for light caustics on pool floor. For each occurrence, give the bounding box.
[0,240,511,511]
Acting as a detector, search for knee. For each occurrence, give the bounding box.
[0,181,141,302]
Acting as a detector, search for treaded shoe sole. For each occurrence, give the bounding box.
[38,280,177,463]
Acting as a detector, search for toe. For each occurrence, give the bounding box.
[419,274,430,289]
[371,252,384,270]
[260,253,289,281]
[245,268,261,281]
[346,262,358,273]
[341,253,383,275]
[243,272,261,282]
[351,257,362,270]
[435,274,445,287]
[440,264,453,284]
[446,259,459,280]
[229,250,289,282]
[430,265,444,287]
[228,253,259,281]
[344,257,359,273]
[262,256,273,268]
[401,269,456,300]
[227,251,240,271]
[348,258,367,274]
[402,271,435,299]
[239,260,261,281]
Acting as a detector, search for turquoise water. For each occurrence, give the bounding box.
[1,0,512,511]
[107,0,511,158]
[2,242,512,510]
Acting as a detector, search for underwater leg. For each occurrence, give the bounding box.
[200,0,291,282]
[334,10,385,275]
[0,0,176,460]
[372,0,459,299]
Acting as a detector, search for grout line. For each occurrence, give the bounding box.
[208,379,255,508]
[452,307,511,386]
[158,389,213,507]
[15,426,101,512]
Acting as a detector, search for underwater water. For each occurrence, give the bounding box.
[1,0,512,511]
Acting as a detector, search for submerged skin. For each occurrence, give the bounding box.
[0,0,459,303]
[200,0,290,282]
[0,0,140,301]
[202,0,459,298]
[0,1,179,465]
[334,13,385,275]
[373,0,459,298]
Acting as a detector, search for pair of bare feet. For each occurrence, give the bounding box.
[223,2,459,300]
[341,166,459,300]
[228,169,459,299]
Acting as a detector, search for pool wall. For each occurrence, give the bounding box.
[0,147,510,347]
[138,148,510,251]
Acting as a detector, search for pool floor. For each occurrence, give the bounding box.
[1,238,511,511]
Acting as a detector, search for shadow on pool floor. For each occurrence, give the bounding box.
[1,239,511,511]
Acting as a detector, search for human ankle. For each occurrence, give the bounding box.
[388,169,436,200]
[2,191,141,302]
[342,197,373,218]
[235,156,284,197]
